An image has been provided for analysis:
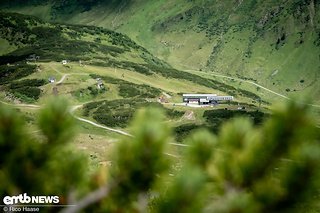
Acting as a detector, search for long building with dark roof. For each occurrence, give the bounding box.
[182,94,233,105]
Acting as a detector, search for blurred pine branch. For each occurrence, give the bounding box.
[0,100,319,212]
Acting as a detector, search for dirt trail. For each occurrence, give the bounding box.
[186,69,320,108]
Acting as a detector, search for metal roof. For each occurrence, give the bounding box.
[208,96,233,101]
[183,94,233,101]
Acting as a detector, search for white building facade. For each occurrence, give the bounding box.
[183,94,233,105]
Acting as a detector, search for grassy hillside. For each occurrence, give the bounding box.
[0,12,271,147]
[0,12,168,68]
[0,9,318,129]
[3,0,319,103]
[0,11,169,102]
[0,3,319,212]
[1,12,278,106]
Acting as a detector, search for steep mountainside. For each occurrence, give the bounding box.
[1,12,271,106]
[0,12,170,73]
[1,0,320,103]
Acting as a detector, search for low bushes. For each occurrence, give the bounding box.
[83,99,184,128]
[89,74,161,98]
[174,109,266,142]
[174,124,215,142]
[0,63,36,84]
[203,109,266,125]
[9,79,46,102]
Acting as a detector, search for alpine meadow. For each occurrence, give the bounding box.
[0,0,320,212]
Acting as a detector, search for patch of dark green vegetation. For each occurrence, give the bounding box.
[228,101,256,107]
[0,0,46,7]
[83,98,184,128]
[175,108,267,142]
[88,85,106,96]
[206,40,224,67]
[0,63,36,84]
[7,38,127,63]
[166,109,185,119]
[8,79,46,102]
[203,109,266,126]
[0,0,133,19]
[0,55,32,65]
[72,86,107,100]
[0,61,43,102]
[92,60,154,75]
[51,0,107,17]
[89,74,162,98]
[174,124,216,142]
[118,84,159,98]
[9,79,46,89]
[0,12,165,66]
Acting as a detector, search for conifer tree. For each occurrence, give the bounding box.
[0,100,319,212]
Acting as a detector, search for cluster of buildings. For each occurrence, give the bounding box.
[182,94,233,105]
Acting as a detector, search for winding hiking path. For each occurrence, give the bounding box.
[70,105,133,137]
[74,116,133,137]
[2,64,319,140]
[49,63,88,85]
[55,73,88,84]
[0,100,40,109]
[56,74,70,84]
[0,99,133,137]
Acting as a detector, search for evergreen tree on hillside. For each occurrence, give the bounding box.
[0,99,319,212]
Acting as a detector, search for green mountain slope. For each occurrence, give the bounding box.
[1,1,320,103]
[2,0,318,103]
[0,11,171,103]
[0,12,168,70]
[1,12,270,107]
